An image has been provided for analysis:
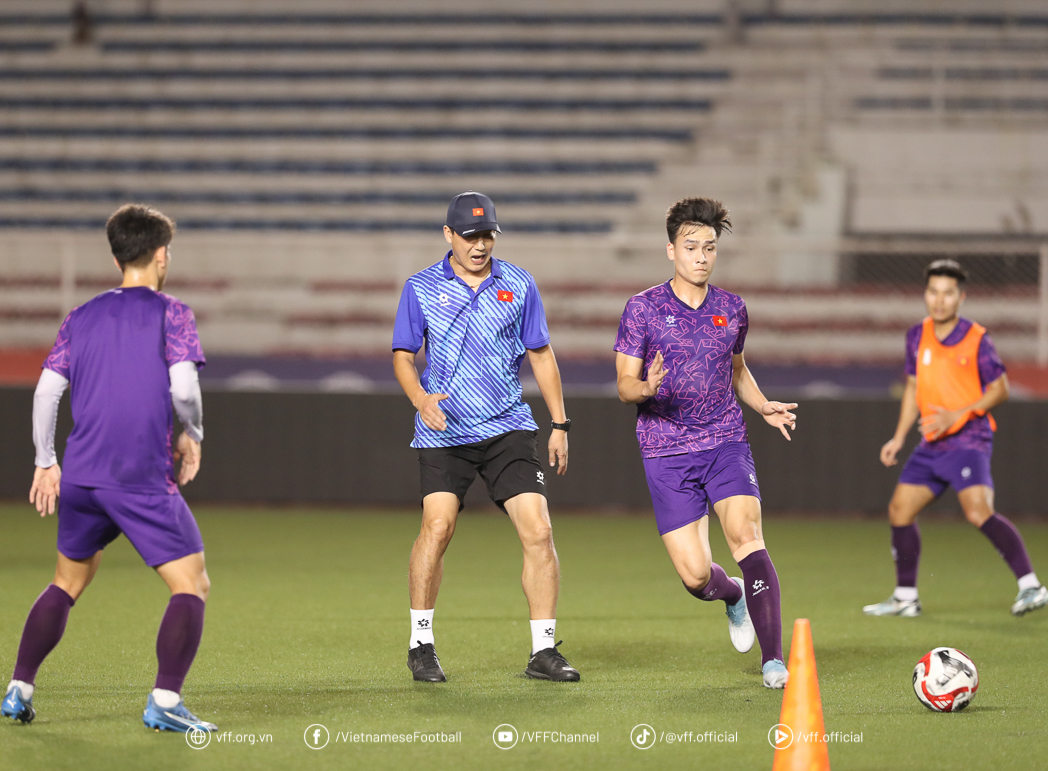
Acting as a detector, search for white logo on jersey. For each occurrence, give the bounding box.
[922,348,932,366]
[536,471,545,484]
[961,467,971,479]
[665,316,677,327]
[438,292,450,306]
[749,473,757,486]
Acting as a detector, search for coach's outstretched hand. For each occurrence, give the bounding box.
[416,392,450,432]
[761,401,798,441]
[174,431,201,485]
[29,464,62,516]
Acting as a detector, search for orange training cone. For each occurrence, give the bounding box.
[772,618,830,771]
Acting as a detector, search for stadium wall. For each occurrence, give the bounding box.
[1,388,1046,515]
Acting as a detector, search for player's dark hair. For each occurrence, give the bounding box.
[106,204,176,268]
[925,258,968,287]
[666,197,732,242]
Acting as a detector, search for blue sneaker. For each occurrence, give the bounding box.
[142,694,217,733]
[762,659,789,689]
[726,577,755,653]
[2,684,35,724]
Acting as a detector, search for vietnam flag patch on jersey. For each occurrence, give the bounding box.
[712,315,728,326]
[498,290,514,302]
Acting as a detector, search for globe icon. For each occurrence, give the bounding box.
[186,724,211,749]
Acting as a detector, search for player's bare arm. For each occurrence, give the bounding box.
[920,373,1010,441]
[881,375,919,467]
[731,352,797,441]
[393,348,448,432]
[615,350,666,404]
[527,344,569,475]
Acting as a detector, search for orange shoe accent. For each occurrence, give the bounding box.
[772,619,830,771]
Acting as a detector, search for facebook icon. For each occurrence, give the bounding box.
[304,724,330,749]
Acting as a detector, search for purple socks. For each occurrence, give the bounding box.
[12,584,75,684]
[738,549,783,665]
[154,593,206,694]
[684,562,743,606]
[980,514,1035,580]
[11,586,205,695]
[891,524,921,588]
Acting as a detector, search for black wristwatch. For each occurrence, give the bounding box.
[550,419,571,432]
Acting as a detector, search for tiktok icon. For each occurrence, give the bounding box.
[631,724,656,750]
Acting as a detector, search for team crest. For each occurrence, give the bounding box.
[665,316,677,327]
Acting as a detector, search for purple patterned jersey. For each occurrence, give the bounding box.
[43,287,206,493]
[614,282,748,458]
[904,317,1006,454]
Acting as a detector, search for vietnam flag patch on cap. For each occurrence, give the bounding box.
[498,290,514,302]
[473,207,485,216]
[712,315,728,326]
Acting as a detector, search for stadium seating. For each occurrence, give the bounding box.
[1,0,1046,368]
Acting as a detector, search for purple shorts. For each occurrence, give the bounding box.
[643,442,761,536]
[57,482,204,567]
[898,445,993,497]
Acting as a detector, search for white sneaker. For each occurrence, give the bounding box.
[1011,585,1048,617]
[725,577,755,653]
[762,659,789,689]
[863,595,921,617]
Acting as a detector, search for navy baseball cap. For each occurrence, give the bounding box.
[446,191,501,236]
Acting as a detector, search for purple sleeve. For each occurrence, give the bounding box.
[733,303,748,355]
[42,312,74,379]
[904,324,922,376]
[977,334,1006,386]
[520,277,551,349]
[164,297,206,368]
[613,296,647,358]
[392,281,425,353]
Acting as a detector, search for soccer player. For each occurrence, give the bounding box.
[392,191,579,683]
[614,197,796,689]
[864,259,1047,617]
[1,205,216,731]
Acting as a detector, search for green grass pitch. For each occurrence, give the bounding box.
[1,503,1046,770]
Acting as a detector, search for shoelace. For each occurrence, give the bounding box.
[414,641,440,667]
[538,640,570,666]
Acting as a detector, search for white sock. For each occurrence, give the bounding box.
[410,609,435,649]
[530,619,556,655]
[893,586,919,602]
[1018,572,1041,592]
[151,688,180,709]
[7,679,34,699]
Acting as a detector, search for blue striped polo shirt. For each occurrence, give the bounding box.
[392,251,551,448]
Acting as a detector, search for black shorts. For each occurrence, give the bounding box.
[418,430,547,512]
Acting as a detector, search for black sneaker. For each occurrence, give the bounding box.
[525,641,580,682]
[407,642,447,682]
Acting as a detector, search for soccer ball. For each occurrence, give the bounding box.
[912,647,979,712]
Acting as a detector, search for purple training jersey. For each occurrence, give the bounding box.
[43,286,206,494]
[904,317,1006,454]
[614,282,748,458]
